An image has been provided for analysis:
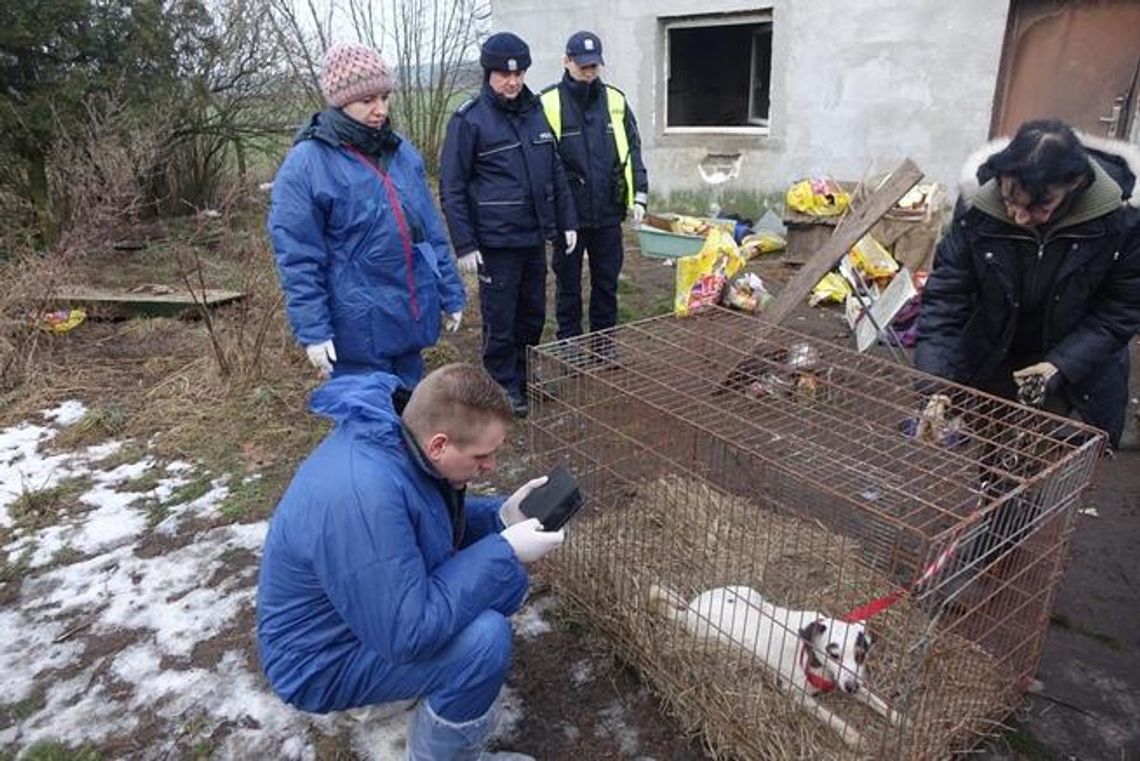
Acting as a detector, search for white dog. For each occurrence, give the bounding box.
[648,584,899,749]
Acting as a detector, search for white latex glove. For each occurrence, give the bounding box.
[305,340,337,377]
[499,476,548,527]
[564,230,578,253]
[501,517,565,563]
[444,311,463,333]
[457,250,483,274]
[1012,361,1059,384]
[1013,361,1059,407]
[631,202,646,225]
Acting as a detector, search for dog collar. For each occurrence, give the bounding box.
[800,642,837,693]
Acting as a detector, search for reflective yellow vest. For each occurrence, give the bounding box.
[540,85,634,208]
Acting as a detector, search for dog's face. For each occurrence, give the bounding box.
[799,619,872,694]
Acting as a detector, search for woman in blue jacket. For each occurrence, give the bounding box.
[268,43,466,386]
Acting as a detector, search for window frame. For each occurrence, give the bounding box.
[662,11,774,136]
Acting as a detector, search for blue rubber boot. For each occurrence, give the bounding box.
[405,698,534,761]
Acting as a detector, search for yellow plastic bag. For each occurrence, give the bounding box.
[674,228,746,317]
[739,231,786,259]
[846,234,898,280]
[786,178,851,217]
[33,308,87,334]
[809,272,852,306]
[670,215,710,236]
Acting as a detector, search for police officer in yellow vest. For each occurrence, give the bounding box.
[540,31,648,348]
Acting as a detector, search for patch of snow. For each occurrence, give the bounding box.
[153,478,230,536]
[11,665,139,748]
[489,685,524,746]
[0,409,535,760]
[0,423,76,520]
[348,708,411,761]
[84,440,125,461]
[570,659,594,686]
[513,595,556,639]
[595,701,641,756]
[70,480,149,556]
[42,400,88,427]
[0,608,84,704]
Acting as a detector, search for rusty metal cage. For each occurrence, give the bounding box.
[526,307,1104,759]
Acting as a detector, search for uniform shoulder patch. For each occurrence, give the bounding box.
[456,97,478,115]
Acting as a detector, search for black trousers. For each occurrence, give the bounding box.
[478,245,547,401]
[550,224,624,340]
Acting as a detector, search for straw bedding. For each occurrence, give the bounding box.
[552,474,1016,759]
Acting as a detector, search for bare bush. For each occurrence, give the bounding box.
[49,94,168,247]
[267,0,489,174]
[173,190,294,381]
[0,252,72,392]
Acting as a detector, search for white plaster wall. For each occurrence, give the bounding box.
[490,0,1010,203]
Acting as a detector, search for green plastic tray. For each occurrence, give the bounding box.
[636,225,707,259]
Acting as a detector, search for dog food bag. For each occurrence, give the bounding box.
[809,272,852,306]
[674,228,746,317]
[846,234,899,280]
[786,177,851,217]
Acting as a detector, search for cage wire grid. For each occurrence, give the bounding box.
[525,307,1104,760]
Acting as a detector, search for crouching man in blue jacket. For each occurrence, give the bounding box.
[257,363,563,759]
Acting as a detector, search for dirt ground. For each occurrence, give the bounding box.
[2,214,1137,760]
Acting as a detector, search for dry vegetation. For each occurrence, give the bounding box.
[0,197,326,523]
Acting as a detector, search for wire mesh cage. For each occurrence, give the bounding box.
[526,307,1104,759]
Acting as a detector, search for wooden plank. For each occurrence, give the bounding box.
[762,158,924,326]
[49,286,246,318]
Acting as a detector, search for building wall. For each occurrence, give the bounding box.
[490,0,1010,211]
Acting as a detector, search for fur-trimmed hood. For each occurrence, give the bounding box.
[958,131,1140,209]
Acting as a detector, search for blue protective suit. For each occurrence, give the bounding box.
[256,372,529,714]
[268,113,466,382]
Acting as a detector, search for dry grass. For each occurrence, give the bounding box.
[553,474,1014,760]
[0,202,323,521]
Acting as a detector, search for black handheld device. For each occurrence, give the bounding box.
[519,464,584,531]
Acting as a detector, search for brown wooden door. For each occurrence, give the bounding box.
[992,0,1140,140]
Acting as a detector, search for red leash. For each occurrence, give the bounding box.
[840,495,989,623]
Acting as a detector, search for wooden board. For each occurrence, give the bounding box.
[49,286,246,319]
[762,159,924,326]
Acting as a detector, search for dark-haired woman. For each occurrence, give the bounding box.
[916,119,1140,448]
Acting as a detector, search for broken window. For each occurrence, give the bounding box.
[664,14,773,131]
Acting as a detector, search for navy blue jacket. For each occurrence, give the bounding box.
[268,113,465,367]
[541,74,648,229]
[256,372,528,712]
[915,137,1140,445]
[439,83,577,255]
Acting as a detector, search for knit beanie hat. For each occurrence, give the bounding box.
[480,32,532,73]
[320,43,394,108]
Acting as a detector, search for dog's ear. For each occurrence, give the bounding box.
[855,630,872,664]
[799,620,827,643]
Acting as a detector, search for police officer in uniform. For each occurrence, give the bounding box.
[540,30,648,348]
[440,32,578,417]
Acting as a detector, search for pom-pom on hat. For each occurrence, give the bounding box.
[320,43,394,108]
[480,32,532,73]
